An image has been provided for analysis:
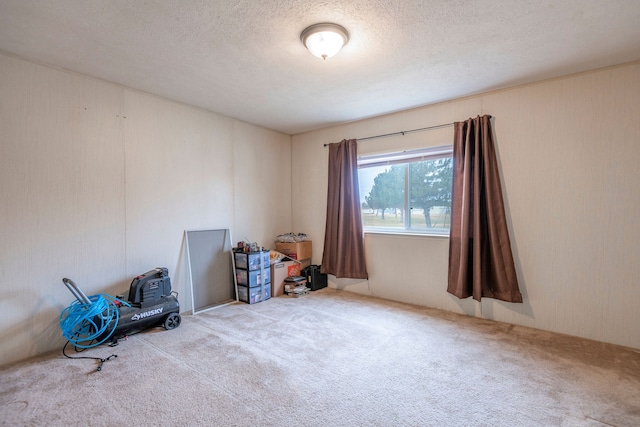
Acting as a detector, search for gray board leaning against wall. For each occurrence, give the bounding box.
[185,228,236,314]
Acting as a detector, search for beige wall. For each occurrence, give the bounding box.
[2,50,638,367]
[292,61,640,350]
[0,53,291,366]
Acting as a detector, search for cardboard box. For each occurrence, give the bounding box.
[275,241,312,261]
[270,259,302,297]
[299,258,311,270]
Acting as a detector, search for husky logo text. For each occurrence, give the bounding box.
[131,307,164,321]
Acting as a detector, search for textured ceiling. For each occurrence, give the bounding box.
[1,1,640,135]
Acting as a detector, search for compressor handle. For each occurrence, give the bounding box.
[62,278,92,305]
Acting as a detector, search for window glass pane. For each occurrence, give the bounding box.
[408,158,452,232]
[359,165,406,229]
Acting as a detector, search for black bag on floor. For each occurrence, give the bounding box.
[302,265,327,291]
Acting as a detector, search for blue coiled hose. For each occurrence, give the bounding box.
[59,293,129,348]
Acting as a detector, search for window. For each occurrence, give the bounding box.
[358,145,453,235]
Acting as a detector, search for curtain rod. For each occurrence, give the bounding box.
[323,122,454,146]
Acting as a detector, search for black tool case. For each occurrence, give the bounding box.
[302,265,327,291]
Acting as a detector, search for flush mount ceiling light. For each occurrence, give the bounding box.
[300,23,349,60]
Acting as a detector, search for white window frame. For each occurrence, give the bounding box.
[357,145,453,237]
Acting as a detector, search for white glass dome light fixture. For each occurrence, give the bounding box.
[300,23,349,60]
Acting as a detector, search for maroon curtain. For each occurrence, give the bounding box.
[321,139,368,279]
[447,116,522,303]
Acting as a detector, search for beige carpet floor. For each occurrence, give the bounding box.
[1,288,639,426]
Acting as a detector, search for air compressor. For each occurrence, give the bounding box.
[60,267,181,349]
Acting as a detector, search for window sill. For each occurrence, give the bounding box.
[363,229,450,239]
